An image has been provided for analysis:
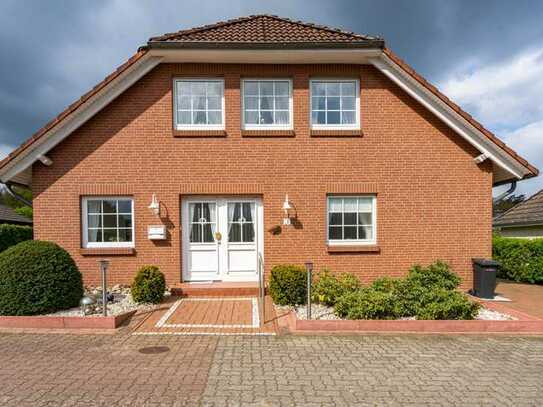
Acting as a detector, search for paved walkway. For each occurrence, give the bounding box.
[496,279,543,319]
[133,296,276,336]
[0,331,541,406]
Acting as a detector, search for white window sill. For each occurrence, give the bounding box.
[175,126,225,131]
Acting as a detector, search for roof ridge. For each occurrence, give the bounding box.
[261,14,379,41]
[148,14,381,43]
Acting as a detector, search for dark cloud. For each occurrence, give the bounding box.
[1,0,542,192]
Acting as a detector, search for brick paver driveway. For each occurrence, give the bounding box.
[0,332,541,406]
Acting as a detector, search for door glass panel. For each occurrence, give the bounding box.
[242,223,255,242]
[229,223,241,242]
[203,223,214,242]
[228,202,256,243]
[189,202,216,243]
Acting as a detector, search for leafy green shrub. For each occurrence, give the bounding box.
[414,288,480,320]
[406,260,461,290]
[131,265,166,304]
[269,264,307,306]
[0,224,33,253]
[335,288,396,320]
[312,270,361,306]
[0,240,83,315]
[370,277,400,293]
[332,261,479,320]
[493,235,543,284]
[14,206,33,218]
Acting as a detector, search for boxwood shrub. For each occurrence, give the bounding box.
[269,264,307,306]
[0,224,33,253]
[131,265,166,304]
[0,240,83,315]
[493,234,543,284]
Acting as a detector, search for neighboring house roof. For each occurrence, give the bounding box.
[494,190,543,227]
[0,15,537,187]
[148,14,383,47]
[0,203,32,225]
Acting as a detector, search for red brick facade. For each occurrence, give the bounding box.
[32,63,493,288]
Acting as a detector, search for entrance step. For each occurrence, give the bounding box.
[170,282,261,297]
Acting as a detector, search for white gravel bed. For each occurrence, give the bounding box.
[44,285,168,317]
[277,304,515,321]
[475,307,515,321]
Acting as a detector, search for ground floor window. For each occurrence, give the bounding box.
[82,197,134,248]
[327,196,376,245]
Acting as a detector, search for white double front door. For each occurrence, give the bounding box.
[181,197,263,282]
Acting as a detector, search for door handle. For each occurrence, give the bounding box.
[214,232,222,242]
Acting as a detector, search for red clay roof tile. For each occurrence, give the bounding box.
[149,15,381,44]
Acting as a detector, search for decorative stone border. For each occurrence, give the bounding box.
[0,310,136,330]
[276,305,543,335]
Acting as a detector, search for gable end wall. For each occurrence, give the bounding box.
[32,63,493,288]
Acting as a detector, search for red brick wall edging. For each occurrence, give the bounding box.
[276,309,543,335]
[0,310,136,330]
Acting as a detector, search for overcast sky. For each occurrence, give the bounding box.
[1,0,542,196]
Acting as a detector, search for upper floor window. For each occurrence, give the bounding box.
[242,79,292,130]
[310,79,359,130]
[327,196,376,245]
[174,79,224,130]
[82,197,134,248]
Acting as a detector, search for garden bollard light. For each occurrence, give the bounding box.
[305,261,313,320]
[99,259,109,316]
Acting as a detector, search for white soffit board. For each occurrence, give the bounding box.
[0,55,163,184]
[370,54,526,182]
[151,48,382,64]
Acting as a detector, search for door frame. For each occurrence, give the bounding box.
[181,195,264,282]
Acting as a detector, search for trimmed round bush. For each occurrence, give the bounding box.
[269,264,307,306]
[131,265,166,304]
[0,240,83,316]
[312,270,361,306]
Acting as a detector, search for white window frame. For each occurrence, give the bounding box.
[241,78,293,130]
[310,78,360,130]
[173,78,225,131]
[326,195,376,246]
[82,196,135,249]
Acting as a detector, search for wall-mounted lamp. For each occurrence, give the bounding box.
[148,193,160,216]
[282,194,293,225]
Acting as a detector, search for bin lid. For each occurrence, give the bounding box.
[472,258,501,267]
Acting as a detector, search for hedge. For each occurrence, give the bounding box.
[0,240,83,315]
[492,234,543,284]
[0,224,33,253]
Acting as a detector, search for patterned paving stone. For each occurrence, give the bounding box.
[0,332,541,406]
[0,332,217,406]
[202,335,543,406]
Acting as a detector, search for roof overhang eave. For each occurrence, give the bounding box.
[493,220,543,228]
[145,40,385,50]
[369,52,537,186]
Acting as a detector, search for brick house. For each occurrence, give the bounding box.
[0,15,537,288]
